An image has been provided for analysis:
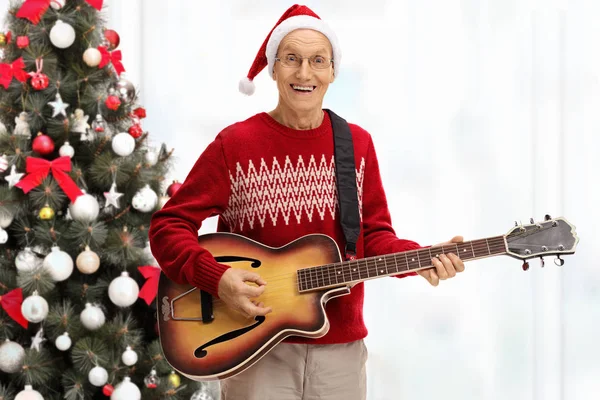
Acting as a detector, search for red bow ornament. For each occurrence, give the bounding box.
[98,46,125,76]
[15,156,83,202]
[0,57,29,89]
[0,288,28,329]
[138,266,161,306]
[17,0,103,25]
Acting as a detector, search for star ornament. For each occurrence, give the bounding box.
[104,182,124,209]
[48,93,69,118]
[4,165,24,188]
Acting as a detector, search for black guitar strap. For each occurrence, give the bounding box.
[325,109,361,261]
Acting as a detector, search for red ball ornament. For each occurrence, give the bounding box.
[167,181,183,197]
[128,124,143,138]
[105,95,121,110]
[16,35,29,48]
[102,384,114,396]
[30,73,49,90]
[132,107,146,119]
[103,29,120,50]
[32,133,55,155]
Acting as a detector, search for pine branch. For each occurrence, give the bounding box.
[45,300,86,342]
[63,220,108,250]
[64,277,106,305]
[61,369,91,400]
[27,176,68,211]
[17,348,63,388]
[106,312,143,351]
[101,226,144,267]
[16,266,56,296]
[0,383,16,400]
[70,336,109,373]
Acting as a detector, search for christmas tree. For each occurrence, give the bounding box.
[0,1,218,399]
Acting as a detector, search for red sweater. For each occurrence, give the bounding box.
[148,111,421,344]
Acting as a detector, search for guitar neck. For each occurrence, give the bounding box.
[297,235,507,292]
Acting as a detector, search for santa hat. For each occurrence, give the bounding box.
[239,4,341,96]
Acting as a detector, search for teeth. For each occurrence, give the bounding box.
[292,85,314,91]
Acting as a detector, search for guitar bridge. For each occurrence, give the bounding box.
[165,287,214,323]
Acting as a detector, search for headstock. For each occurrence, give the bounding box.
[505,215,579,270]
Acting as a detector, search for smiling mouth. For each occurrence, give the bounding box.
[290,84,316,93]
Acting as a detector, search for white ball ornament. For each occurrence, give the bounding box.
[0,339,26,373]
[80,303,105,330]
[14,385,44,400]
[131,184,158,213]
[16,247,41,272]
[69,192,100,222]
[21,291,49,323]
[121,346,138,366]
[108,272,139,307]
[111,132,135,157]
[88,365,109,386]
[49,20,76,49]
[55,332,72,351]
[0,227,8,244]
[144,148,159,166]
[59,141,75,158]
[111,377,141,400]
[0,212,13,228]
[76,246,100,274]
[83,47,102,67]
[50,0,66,10]
[43,246,73,282]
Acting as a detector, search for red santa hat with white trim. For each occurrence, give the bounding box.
[239,4,341,96]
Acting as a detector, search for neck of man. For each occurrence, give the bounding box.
[269,103,324,130]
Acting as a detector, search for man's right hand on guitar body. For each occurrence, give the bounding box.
[217,268,273,318]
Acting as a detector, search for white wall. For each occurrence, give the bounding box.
[2,1,597,399]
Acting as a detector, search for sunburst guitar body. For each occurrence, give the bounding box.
[156,217,579,381]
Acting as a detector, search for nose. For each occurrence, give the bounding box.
[295,58,312,81]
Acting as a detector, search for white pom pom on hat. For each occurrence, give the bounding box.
[238,4,341,96]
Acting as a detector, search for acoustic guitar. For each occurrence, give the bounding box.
[156,215,579,381]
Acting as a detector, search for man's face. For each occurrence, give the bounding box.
[272,29,335,114]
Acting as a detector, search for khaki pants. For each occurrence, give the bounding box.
[220,340,368,400]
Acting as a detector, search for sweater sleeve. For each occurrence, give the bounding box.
[361,134,421,278]
[148,134,231,296]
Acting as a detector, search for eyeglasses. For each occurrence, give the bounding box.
[275,54,333,70]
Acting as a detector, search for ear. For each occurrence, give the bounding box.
[330,68,335,83]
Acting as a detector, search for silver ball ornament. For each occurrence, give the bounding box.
[55,332,72,351]
[21,291,49,323]
[111,132,135,157]
[43,246,74,282]
[49,20,76,49]
[108,272,139,307]
[0,339,25,373]
[69,192,100,222]
[89,365,109,386]
[80,303,105,330]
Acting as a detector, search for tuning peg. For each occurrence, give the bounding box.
[540,257,545,268]
[522,261,529,271]
[515,221,518,227]
[554,256,564,266]
[545,214,552,221]
[530,218,535,224]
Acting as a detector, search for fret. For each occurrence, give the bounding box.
[383,255,389,276]
[310,267,319,289]
[326,264,333,286]
[470,241,475,258]
[472,239,488,258]
[406,251,419,270]
[357,260,363,280]
[485,239,491,255]
[297,270,304,291]
[350,260,358,282]
[319,266,326,288]
[335,263,342,284]
[393,253,402,273]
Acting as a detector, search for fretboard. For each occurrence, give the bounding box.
[297,236,507,292]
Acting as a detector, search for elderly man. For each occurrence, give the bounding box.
[149,4,464,400]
